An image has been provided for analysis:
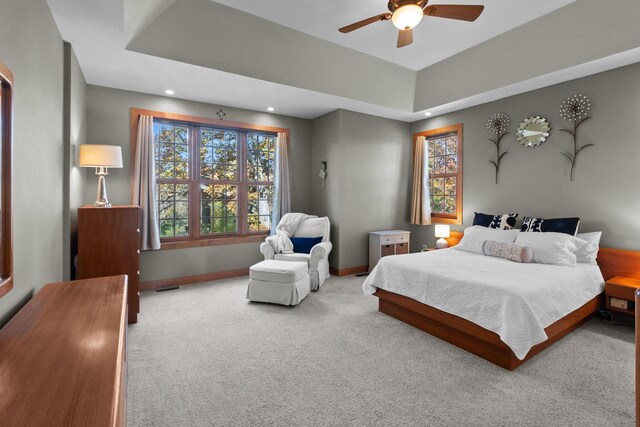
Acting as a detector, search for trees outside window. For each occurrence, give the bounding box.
[153,120,276,241]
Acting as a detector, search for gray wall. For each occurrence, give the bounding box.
[128,0,416,112]
[414,0,640,111]
[310,111,341,267]
[63,43,87,280]
[339,110,411,268]
[311,110,411,269]
[411,62,640,251]
[85,85,313,282]
[0,0,65,324]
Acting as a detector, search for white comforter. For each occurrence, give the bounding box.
[362,249,604,360]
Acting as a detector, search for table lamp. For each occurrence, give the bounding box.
[435,224,450,249]
[79,144,123,208]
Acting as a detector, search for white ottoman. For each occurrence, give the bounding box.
[246,260,310,306]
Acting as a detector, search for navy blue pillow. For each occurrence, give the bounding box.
[473,212,495,227]
[290,237,323,254]
[473,212,518,230]
[520,217,580,235]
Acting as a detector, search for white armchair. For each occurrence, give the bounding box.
[260,216,332,291]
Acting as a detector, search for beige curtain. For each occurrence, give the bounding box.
[131,115,161,250]
[271,132,291,234]
[410,136,432,225]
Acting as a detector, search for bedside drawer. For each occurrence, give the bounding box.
[394,234,409,244]
[605,282,639,301]
[381,236,395,244]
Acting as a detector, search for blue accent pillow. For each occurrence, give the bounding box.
[520,217,580,236]
[290,237,323,254]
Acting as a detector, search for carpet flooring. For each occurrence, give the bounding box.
[127,275,634,426]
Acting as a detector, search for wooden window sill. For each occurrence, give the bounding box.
[159,234,267,250]
[431,216,462,225]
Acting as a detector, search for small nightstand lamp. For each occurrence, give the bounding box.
[79,144,123,208]
[435,224,450,249]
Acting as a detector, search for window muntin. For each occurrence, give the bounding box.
[157,183,190,237]
[153,119,276,240]
[155,122,189,180]
[200,128,237,181]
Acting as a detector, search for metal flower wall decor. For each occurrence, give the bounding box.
[486,113,510,184]
[559,94,593,181]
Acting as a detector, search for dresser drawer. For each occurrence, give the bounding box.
[395,243,409,254]
[394,234,409,244]
[381,236,395,245]
[381,244,395,257]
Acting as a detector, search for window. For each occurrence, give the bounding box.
[136,109,287,248]
[414,124,463,224]
[155,122,190,237]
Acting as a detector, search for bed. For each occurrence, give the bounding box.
[363,247,640,370]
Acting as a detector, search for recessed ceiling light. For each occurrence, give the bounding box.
[165,89,175,95]
[267,107,275,112]
[425,112,432,116]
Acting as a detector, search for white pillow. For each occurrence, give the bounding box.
[295,217,330,242]
[454,226,520,255]
[575,232,602,265]
[514,232,587,266]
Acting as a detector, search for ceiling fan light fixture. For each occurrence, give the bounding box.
[391,4,424,30]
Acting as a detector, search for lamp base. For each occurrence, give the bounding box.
[92,201,112,208]
[435,238,449,249]
[93,169,112,208]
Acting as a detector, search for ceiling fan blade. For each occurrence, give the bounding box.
[424,5,484,22]
[397,28,413,48]
[339,13,392,33]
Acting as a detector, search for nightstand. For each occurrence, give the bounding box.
[605,276,640,316]
[368,230,410,271]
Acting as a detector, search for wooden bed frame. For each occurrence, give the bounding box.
[374,247,640,370]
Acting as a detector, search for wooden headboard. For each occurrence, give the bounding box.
[597,248,640,281]
[445,230,464,247]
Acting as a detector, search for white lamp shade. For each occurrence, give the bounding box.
[434,224,450,238]
[391,4,424,30]
[79,144,123,168]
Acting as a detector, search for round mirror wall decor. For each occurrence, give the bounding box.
[516,116,551,148]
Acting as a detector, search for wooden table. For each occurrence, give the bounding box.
[605,276,640,316]
[0,275,128,426]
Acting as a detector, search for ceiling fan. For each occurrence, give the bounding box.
[339,1,485,48]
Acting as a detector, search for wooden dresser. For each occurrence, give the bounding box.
[77,205,141,324]
[368,230,411,272]
[0,275,128,426]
